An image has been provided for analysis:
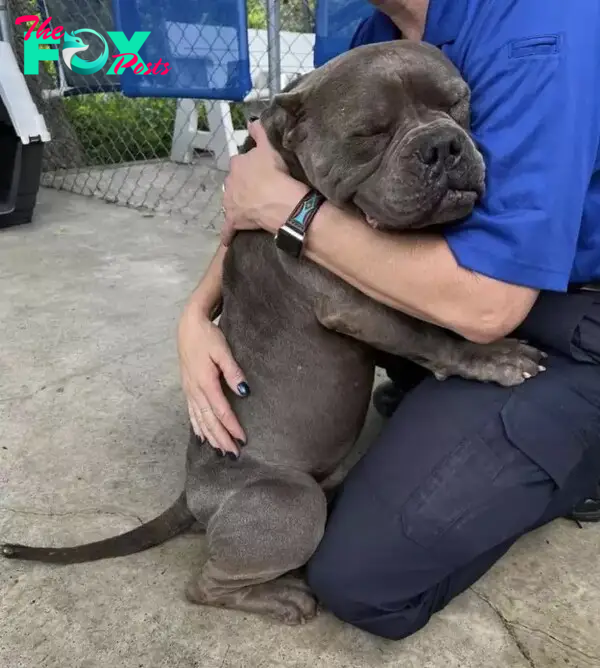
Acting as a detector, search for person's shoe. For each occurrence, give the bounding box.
[567,484,600,523]
[372,380,406,418]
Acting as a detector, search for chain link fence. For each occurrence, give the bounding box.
[7,0,316,228]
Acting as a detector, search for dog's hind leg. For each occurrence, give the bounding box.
[185,472,327,625]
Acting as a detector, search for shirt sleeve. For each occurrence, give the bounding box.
[349,11,400,50]
[443,5,600,292]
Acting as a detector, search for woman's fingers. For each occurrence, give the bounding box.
[187,399,205,441]
[179,317,248,457]
[196,396,241,459]
[202,373,246,444]
[220,218,235,247]
[247,120,288,171]
[184,369,245,455]
[208,336,249,442]
[188,389,240,457]
[247,119,266,144]
[212,339,250,400]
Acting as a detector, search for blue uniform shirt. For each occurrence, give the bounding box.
[351,0,600,291]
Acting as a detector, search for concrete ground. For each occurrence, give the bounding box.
[1,188,599,668]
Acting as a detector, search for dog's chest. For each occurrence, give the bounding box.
[222,231,327,319]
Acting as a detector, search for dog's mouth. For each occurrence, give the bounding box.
[443,188,479,206]
[405,189,479,229]
[439,188,479,212]
[364,189,479,230]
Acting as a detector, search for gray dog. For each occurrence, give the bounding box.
[2,42,545,624]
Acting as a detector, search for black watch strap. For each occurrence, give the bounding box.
[275,189,325,258]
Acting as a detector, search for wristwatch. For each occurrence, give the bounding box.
[275,189,325,258]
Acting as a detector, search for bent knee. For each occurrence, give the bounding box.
[306,547,430,641]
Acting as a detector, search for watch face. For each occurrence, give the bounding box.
[276,226,303,258]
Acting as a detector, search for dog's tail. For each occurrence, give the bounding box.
[1,491,195,564]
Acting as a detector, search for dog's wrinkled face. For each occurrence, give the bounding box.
[265,41,486,230]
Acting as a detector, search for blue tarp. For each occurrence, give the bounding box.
[314,0,373,67]
[112,0,253,100]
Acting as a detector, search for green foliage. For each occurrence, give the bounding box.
[63,94,178,165]
[247,0,268,28]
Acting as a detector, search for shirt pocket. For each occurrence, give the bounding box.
[509,35,561,59]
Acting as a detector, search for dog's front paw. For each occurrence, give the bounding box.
[446,339,548,387]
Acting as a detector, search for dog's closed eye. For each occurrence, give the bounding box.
[347,126,391,139]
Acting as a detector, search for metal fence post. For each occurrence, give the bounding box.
[266,0,281,97]
[0,0,13,46]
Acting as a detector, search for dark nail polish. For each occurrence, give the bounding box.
[235,438,246,448]
[237,382,250,397]
[227,451,239,461]
[215,449,225,458]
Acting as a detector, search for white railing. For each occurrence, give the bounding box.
[170,28,315,171]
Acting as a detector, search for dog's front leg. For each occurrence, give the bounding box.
[315,290,547,387]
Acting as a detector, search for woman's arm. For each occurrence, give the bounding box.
[223,164,538,344]
[303,200,539,344]
[178,243,250,457]
[182,243,227,321]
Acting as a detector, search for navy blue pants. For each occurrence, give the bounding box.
[306,292,600,640]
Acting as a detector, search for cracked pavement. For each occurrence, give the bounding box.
[1,189,600,668]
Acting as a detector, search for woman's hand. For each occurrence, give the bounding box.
[177,299,250,459]
[221,121,309,246]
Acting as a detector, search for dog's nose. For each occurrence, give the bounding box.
[417,135,463,170]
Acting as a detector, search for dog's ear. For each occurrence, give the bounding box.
[263,75,312,151]
[270,91,308,150]
[254,74,313,182]
[272,89,304,116]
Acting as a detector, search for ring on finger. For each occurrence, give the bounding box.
[188,402,205,441]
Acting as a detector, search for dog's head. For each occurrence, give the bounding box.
[262,41,485,230]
